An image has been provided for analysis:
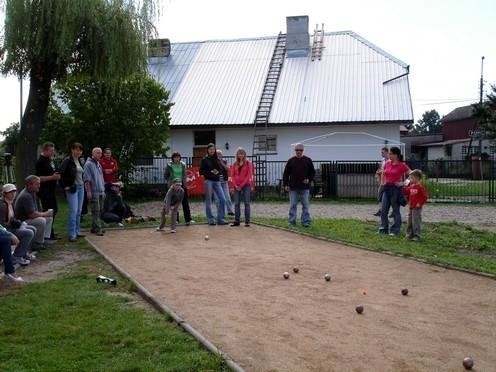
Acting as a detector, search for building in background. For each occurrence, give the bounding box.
[417,105,494,160]
[148,15,413,170]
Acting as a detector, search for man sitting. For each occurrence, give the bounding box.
[14,175,54,251]
[101,182,131,227]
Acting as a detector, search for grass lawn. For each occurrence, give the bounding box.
[0,244,227,371]
[424,178,491,198]
[0,196,227,371]
[253,217,496,276]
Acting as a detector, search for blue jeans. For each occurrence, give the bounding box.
[66,184,84,239]
[379,185,402,234]
[288,189,311,226]
[216,181,233,214]
[204,180,226,224]
[233,184,251,224]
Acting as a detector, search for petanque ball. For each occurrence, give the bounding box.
[293,266,299,273]
[204,235,209,241]
[462,357,474,370]
[283,272,290,279]
[324,273,331,281]
[355,305,364,314]
[401,288,409,296]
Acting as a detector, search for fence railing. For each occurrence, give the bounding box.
[1,157,492,203]
[127,157,495,203]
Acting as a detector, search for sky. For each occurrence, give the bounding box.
[1,0,495,134]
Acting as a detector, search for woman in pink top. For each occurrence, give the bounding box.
[230,147,254,227]
[379,146,411,236]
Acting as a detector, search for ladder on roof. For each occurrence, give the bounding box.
[311,23,325,61]
[252,33,286,195]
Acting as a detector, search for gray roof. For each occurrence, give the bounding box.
[441,105,476,122]
[148,31,413,126]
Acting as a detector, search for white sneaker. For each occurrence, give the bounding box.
[186,220,195,226]
[117,222,124,227]
[5,273,25,283]
[170,229,176,233]
[25,252,36,260]
[18,257,30,266]
[155,226,164,231]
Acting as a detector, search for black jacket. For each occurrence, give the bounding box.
[59,157,84,189]
[199,155,223,181]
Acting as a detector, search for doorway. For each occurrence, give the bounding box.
[193,130,215,166]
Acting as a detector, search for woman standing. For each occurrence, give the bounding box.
[199,143,227,225]
[379,146,411,236]
[230,147,253,227]
[58,143,86,242]
[216,149,234,216]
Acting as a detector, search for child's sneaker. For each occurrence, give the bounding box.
[155,226,164,231]
[170,229,176,233]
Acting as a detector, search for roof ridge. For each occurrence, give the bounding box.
[167,35,278,45]
[344,31,409,68]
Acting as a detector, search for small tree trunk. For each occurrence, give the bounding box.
[15,63,53,183]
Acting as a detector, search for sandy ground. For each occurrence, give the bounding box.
[87,224,496,372]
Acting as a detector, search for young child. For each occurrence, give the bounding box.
[403,169,429,241]
[156,178,184,233]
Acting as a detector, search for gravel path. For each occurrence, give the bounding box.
[131,201,495,231]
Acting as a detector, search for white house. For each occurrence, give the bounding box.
[148,16,413,165]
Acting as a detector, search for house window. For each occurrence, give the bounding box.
[488,145,496,158]
[461,145,480,157]
[254,135,277,154]
[135,156,154,166]
[194,131,215,146]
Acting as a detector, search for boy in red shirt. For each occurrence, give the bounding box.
[403,169,429,241]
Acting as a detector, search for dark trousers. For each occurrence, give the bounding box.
[38,189,58,238]
[0,234,15,275]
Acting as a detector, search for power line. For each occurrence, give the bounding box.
[416,99,475,105]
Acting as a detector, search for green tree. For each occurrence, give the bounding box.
[472,84,496,141]
[0,122,19,155]
[0,0,157,182]
[411,110,441,134]
[43,75,171,180]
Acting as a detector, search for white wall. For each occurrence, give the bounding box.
[166,124,403,162]
[427,146,444,160]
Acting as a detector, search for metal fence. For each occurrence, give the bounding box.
[128,157,495,203]
[1,156,493,203]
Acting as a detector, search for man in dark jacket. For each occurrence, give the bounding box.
[35,142,60,239]
[282,143,315,227]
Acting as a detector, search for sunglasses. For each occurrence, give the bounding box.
[295,149,303,152]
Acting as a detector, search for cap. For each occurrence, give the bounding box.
[173,178,182,185]
[2,183,17,193]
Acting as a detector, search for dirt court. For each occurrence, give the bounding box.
[87,224,496,371]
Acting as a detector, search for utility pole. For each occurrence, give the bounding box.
[19,72,23,125]
[468,56,485,159]
[478,56,485,180]
[480,56,485,104]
